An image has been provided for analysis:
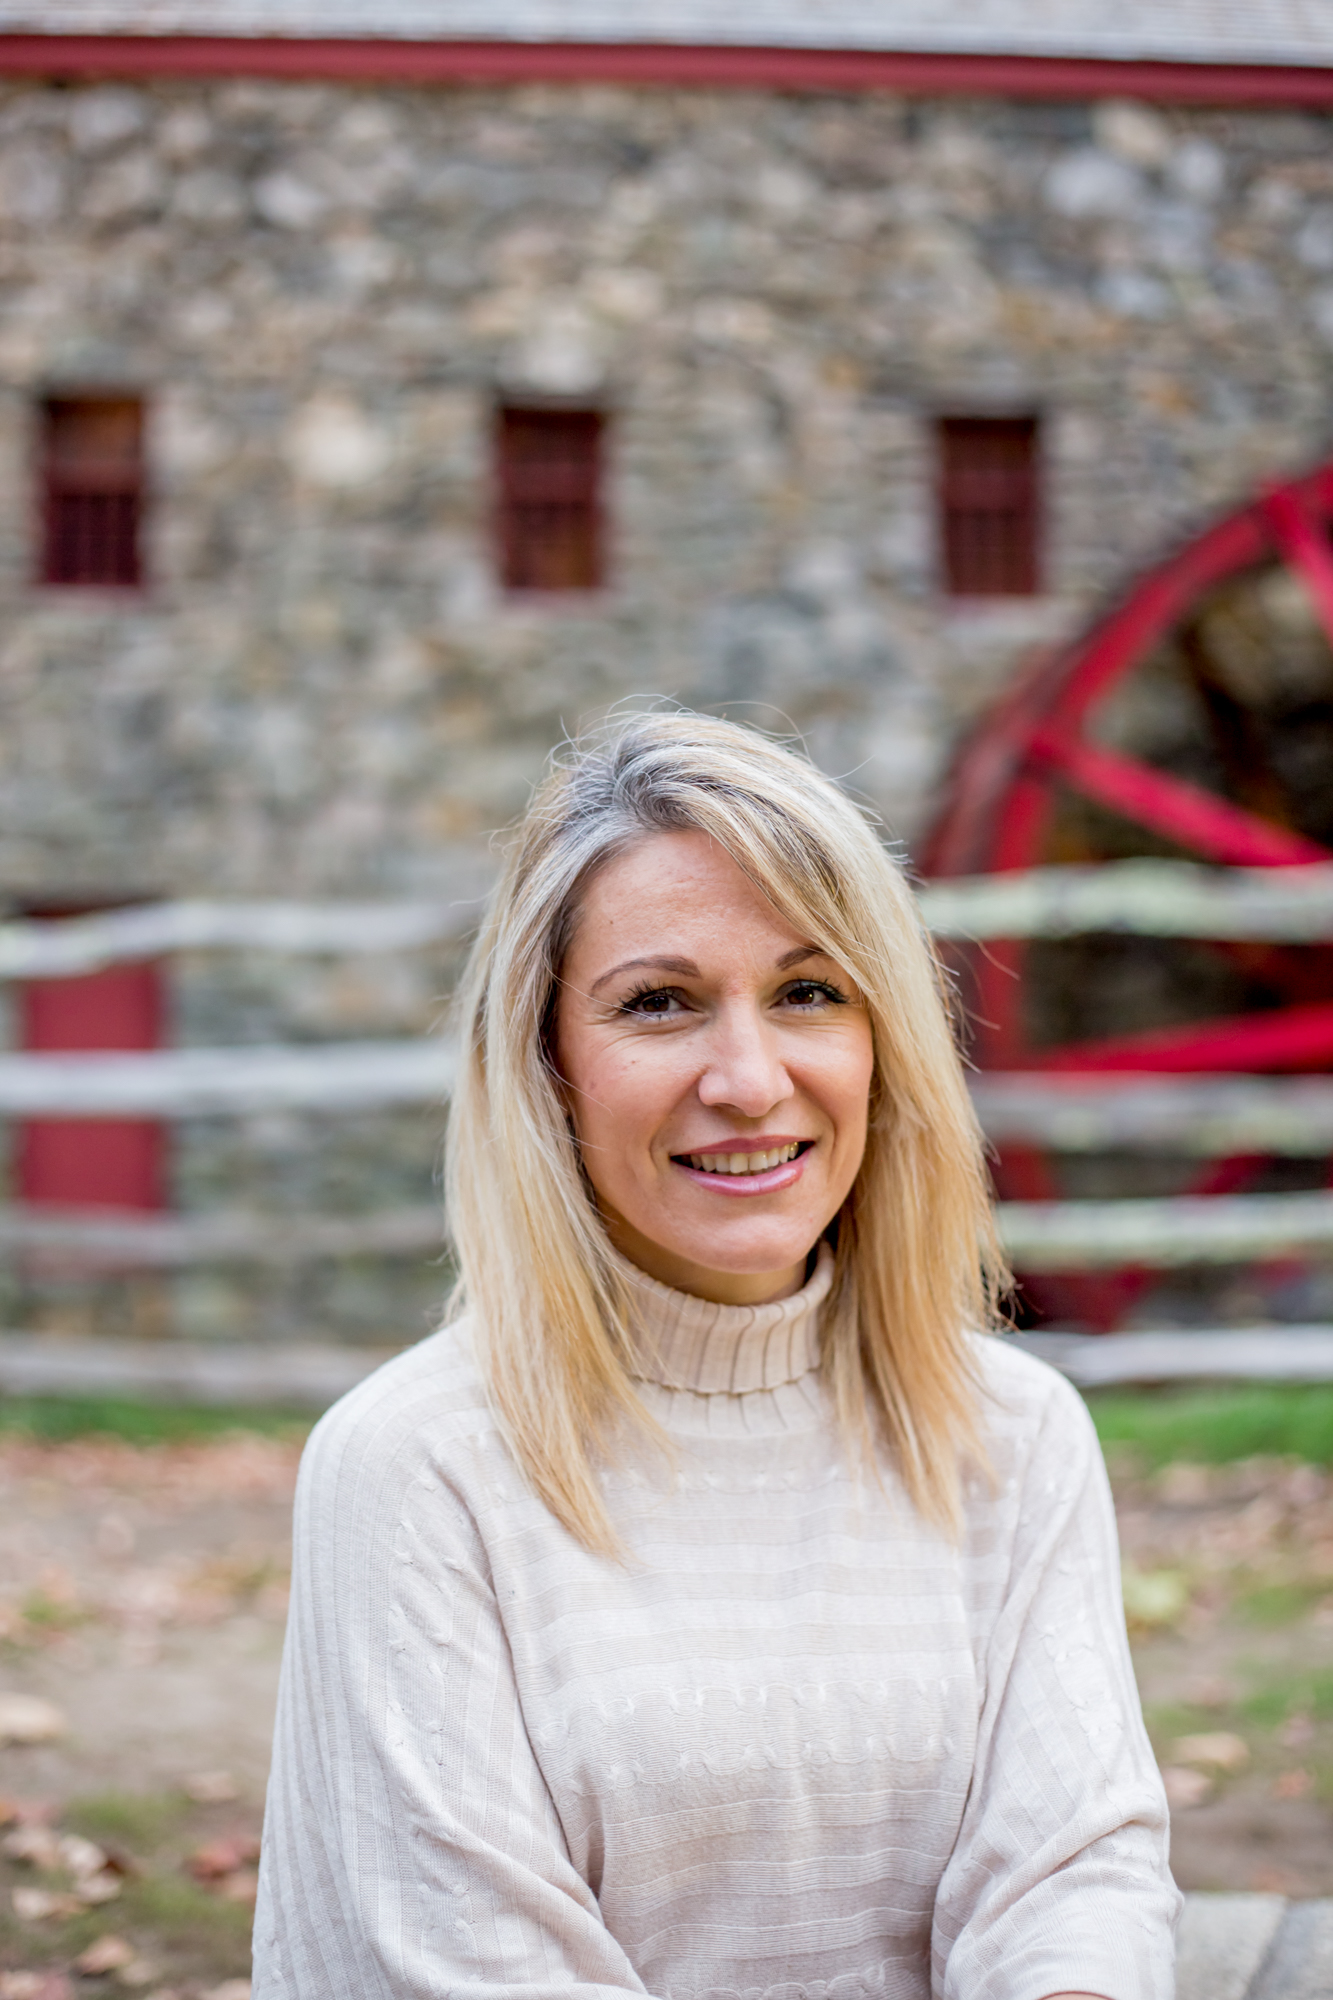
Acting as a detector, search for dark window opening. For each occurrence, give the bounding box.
[16,902,166,1212]
[497,406,604,593]
[41,395,144,589]
[939,416,1039,597]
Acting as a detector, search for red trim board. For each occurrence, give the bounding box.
[0,35,1330,104]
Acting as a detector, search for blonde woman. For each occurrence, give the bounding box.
[255,713,1176,2000]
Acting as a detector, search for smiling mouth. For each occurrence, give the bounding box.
[674,1142,811,1176]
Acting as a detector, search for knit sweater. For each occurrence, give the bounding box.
[253,1248,1178,2000]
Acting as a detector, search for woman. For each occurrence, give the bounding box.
[254,712,1177,2000]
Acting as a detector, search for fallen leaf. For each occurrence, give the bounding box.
[0,1976,72,2000]
[183,1770,237,1804]
[1161,1765,1212,1810]
[0,1696,66,1747]
[12,1886,82,1921]
[1172,1731,1249,1772]
[3,1826,62,1869]
[187,1836,261,1881]
[1273,1768,1314,1799]
[74,1937,135,1976]
[1183,1675,1236,1710]
[75,1871,122,1906]
[115,1961,158,1990]
[57,1834,107,1880]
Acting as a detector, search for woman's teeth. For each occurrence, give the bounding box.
[686,1144,801,1175]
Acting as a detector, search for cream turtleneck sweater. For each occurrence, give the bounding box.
[254,1252,1177,2000]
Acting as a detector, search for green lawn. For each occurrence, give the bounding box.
[3,1379,1332,1464]
[1085,1382,1333,1468]
[0,1392,312,1444]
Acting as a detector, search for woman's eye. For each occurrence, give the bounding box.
[621,987,683,1017]
[782,980,845,1008]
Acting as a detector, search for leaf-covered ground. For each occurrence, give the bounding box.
[0,1387,1330,1993]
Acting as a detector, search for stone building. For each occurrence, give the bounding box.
[0,3,1331,1343]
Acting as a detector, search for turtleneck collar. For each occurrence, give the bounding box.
[613,1241,834,1395]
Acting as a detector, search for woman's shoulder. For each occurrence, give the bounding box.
[966,1331,1100,1476]
[295,1316,505,1522]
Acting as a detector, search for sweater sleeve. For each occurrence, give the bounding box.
[930,1361,1180,2000]
[251,1382,652,2000]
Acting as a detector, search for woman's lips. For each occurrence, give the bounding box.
[670,1141,811,1196]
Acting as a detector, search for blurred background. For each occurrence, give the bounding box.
[0,4,1332,1996]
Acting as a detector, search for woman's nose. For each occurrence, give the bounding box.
[696,1006,795,1118]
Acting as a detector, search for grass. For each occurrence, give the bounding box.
[1085,1382,1333,1469]
[116,1870,254,1971]
[1,1790,255,1984]
[64,1789,193,1855]
[0,1393,311,1445]
[0,1381,1330,1467]
[1239,1580,1329,1628]
[1241,1668,1333,1727]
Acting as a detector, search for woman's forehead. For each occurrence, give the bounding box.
[570,832,809,953]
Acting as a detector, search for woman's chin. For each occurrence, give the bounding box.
[619,1216,821,1286]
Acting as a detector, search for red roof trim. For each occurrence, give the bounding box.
[0,34,1330,103]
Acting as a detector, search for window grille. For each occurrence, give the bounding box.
[938,416,1039,597]
[40,396,144,589]
[497,407,604,593]
[17,908,165,1211]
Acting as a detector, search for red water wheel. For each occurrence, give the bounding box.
[923,458,1333,1331]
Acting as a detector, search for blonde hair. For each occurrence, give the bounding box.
[446,712,1006,1553]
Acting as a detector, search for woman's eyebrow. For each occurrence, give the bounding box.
[590,943,826,996]
[590,955,701,996]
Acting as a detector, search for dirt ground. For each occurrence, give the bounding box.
[0,1429,1331,1995]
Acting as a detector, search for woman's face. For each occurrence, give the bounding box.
[554,829,875,1305]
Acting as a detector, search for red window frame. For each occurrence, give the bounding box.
[16,907,166,1212]
[938,416,1040,598]
[496,406,605,593]
[40,394,145,590]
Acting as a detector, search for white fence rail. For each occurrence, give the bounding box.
[0,1041,458,1116]
[3,859,1333,978]
[969,1074,1333,1155]
[0,1203,445,1268]
[997,1189,1333,1269]
[917,859,1333,941]
[0,897,484,978]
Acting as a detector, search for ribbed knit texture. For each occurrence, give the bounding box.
[254,1256,1178,2000]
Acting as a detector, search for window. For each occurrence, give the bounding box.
[40,395,144,589]
[938,416,1039,597]
[497,406,604,593]
[16,910,165,1211]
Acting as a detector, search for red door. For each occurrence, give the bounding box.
[17,946,166,1211]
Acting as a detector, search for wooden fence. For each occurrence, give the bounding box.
[1,859,1330,1275]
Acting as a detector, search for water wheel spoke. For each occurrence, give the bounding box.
[1263,484,1333,650]
[1037,1000,1333,1074]
[1027,728,1328,867]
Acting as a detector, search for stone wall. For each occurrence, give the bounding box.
[0,74,1330,1339]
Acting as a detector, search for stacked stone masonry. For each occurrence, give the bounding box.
[0,74,1332,1340]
